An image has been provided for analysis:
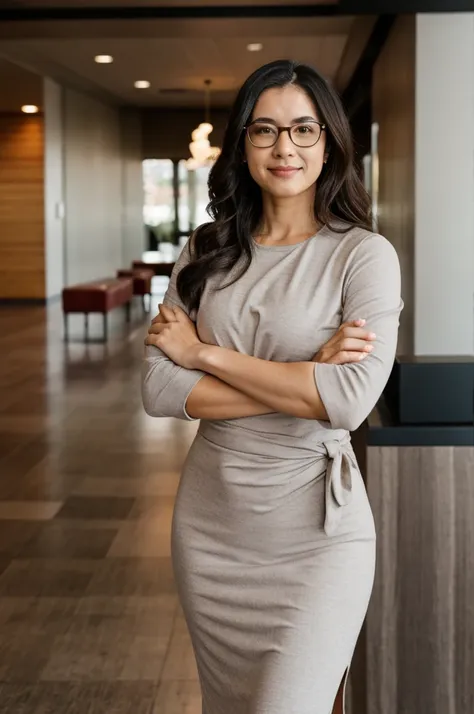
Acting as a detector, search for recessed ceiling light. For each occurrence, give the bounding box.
[21,105,39,114]
[247,43,263,52]
[94,55,113,64]
[134,80,151,89]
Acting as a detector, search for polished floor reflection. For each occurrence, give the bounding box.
[0,293,201,713]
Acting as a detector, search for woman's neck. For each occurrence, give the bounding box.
[257,191,319,245]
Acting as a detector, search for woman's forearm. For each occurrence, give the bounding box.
[192,345,328,421]
[185,374,274,420]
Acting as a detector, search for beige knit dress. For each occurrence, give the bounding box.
[142,222,403,714]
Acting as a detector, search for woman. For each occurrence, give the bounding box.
[142,59,403,714]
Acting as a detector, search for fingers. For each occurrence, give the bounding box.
[340,326,377,341]
[159,304,176,320]
[339,319,365,329]
[343,319,369,329]
[145,333,160,347]
[338,337,374,353]
[148,321,168,335]
[171,305,192,323]
[313,319,377,366]
[151,304,181,325]
[158,303,191,324]
[316,349,370,364]
[331,351,370,364]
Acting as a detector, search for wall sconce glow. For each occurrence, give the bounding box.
[134,80,151,89]
[21,105,39,114]
[94,55,113,64]
[247,43,263,52]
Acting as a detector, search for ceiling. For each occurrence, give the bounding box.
[0,11,374,110]
[6,0,337,6]
[0,57,42,111]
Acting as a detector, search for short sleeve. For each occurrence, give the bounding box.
[314,233,403,432]
[141,239,206,420]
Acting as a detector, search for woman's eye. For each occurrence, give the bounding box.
[296,124,314,134]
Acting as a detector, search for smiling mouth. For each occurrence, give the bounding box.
[268,167,302,176]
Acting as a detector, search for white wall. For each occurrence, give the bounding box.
[121,109,146,267]
[63,88,123,285]
[61,90,144,285]
[415,13,474,355]
[43,77,64,299]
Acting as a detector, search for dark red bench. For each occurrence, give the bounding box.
[116,268,154,312]
[132,260,175,278]
[62,277,133,342]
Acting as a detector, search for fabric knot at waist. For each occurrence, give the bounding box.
[198,421,357,536]
[319,434,356,537]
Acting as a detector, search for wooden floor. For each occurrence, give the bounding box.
[0,291,202,713]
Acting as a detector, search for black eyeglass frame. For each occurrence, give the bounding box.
[244,120,326,148]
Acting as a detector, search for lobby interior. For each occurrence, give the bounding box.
[0,3,473,714]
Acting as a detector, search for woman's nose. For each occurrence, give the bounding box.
[273,130,296,157]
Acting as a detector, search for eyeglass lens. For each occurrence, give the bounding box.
[247,122,322,148]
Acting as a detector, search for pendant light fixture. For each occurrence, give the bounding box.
[186,79,221,170]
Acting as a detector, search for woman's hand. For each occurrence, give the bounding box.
[312,319,376,364]
[145,304,203,370]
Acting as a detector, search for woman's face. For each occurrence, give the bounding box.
[244,84,327,199]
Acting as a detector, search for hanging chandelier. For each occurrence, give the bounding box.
[186,79,221,170]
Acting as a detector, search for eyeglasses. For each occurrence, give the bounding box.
[245,120,326,148]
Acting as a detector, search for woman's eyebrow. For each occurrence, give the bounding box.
[251,115,318,124]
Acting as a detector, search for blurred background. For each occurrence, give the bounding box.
[0,2,473,713]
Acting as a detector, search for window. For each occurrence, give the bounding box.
[142,159,175,245]
[178,161,212,233]
[142,159,212,249]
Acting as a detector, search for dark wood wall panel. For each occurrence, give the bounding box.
[0,114,45,299]
[361,445,474,714]
[372,15,415,356]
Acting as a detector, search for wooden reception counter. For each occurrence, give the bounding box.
[348,356,474,714]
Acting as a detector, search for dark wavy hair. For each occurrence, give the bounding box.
[177,59,372,312]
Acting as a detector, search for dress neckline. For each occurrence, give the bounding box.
[252,224,328,251]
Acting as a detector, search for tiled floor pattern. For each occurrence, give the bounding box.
[0,292,202,713]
